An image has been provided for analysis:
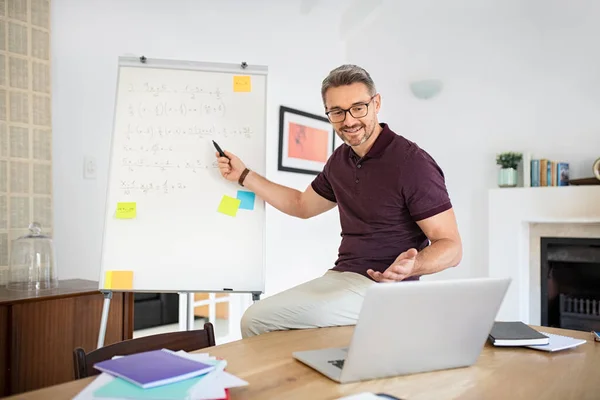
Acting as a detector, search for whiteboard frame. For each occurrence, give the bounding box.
[98,55,268,296]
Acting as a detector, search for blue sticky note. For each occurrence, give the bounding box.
[236,190,255,210]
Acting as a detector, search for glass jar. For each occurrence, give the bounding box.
[8,222,58,291]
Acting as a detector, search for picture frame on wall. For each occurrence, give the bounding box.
[278,106,336,175]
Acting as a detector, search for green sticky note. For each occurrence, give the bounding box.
[93,375,201,400]
[116,202,136,219]
[217,195,241,217]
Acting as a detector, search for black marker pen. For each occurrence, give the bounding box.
[212,140,229,159]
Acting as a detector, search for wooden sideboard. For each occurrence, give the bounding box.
[0,279,133,396]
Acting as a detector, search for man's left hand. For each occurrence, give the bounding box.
[367,248,418,282]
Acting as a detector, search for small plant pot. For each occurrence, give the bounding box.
[498,168,518,187]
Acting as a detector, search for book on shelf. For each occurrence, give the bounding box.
[529,159,569,187]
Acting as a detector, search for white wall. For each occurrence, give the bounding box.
[346,0,600,280]
[51,0,346,296]
[53,0,600,294]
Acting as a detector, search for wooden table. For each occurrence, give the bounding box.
[0,279,133,396]
[8,325,600,400]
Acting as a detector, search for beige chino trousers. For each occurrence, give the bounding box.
[240,270,375,338]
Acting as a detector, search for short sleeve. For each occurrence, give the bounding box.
[402,150,452,221]
[311,168,336,203]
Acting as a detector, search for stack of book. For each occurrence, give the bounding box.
[488,321,586,352]
[73,348,248,399]
[530,159,569,187]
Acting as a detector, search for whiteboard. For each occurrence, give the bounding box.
[98,56,267,294]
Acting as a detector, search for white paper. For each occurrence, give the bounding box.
[213,371,248,389]
[172,350,215,361]
[336,394,386,400]
[190,370,249,400]
[175,350,248,399]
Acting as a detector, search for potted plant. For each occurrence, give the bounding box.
[496,152,522,187]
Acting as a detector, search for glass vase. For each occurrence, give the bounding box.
[8,222,58,291]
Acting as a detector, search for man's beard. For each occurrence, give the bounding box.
[338,123,372,146]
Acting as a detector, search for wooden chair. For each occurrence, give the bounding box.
[73,322,215,379]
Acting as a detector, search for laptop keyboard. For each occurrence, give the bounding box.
[328,359,345,369]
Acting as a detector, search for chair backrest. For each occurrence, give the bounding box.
[73,322,215,379]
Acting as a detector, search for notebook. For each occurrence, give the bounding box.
[93,349,214,388]
[525,332,586,352]
[488,321,550,346]
[93,373,202,400]
[93,359,228,400]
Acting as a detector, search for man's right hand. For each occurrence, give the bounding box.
[215,149,336,219]
[216,150,247,183]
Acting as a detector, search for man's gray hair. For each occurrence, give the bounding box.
[321,64,376,105]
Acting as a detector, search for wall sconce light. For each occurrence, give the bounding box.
[409,79,443,100]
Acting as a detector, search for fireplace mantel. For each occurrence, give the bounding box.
[488,186,600,323]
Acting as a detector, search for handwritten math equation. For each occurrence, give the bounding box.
[121,157,219,173]
[120,179,187,195]
[123,143,173,155]
[127,82,223,100]
[124,123,253,140]
[128,100,226,119]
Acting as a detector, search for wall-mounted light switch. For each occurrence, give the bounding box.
[84,156,97,179]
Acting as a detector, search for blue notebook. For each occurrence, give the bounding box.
[93,359,226,400]
[93,349,214,388]
[93,374,201,399]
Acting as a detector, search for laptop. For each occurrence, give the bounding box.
[292,277,510,384]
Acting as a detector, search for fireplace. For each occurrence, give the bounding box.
[540,237,600,332]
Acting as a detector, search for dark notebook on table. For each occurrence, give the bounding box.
[488,321,549,346]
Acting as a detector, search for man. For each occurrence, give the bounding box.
[216,64,462,338]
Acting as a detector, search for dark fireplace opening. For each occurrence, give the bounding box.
[540,237,600,332]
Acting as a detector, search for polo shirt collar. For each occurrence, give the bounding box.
[350,123,394,160]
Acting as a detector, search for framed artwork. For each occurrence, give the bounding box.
[278,106,335,175]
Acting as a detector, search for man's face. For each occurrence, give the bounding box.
[324,82,380,148]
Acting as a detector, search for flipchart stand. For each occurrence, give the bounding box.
[97,291,113,349]
[95,55,267,348]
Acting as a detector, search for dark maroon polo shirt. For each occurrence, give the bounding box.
[311,123,452,280]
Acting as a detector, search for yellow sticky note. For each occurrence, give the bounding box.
[233,75,251,92]
[116,202,136,219]
[104,270,133,290]
[218,195,241,217]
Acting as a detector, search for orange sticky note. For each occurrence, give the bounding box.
[233,75,251,92]
[217,195,241,217]
[104,270,133,290]
[116,202,136,219]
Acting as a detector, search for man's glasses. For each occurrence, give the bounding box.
[325,96,375,123]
